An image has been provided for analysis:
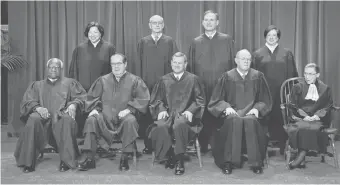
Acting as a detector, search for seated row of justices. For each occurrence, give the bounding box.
[15,51,332,176]
[14,49,265,175]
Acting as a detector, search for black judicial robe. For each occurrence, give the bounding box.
[69,40,115,91]
[84,72,150,145]
[208,68,272,167]
[288,79,332,152]
[15,77,87,168]
[147,71,206,160]
[188,32,235,101]
[252,45,298,142]
[137,34,178,90]
[149,71,206,130]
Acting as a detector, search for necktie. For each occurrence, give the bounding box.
[209,35,213,40]
[176,75,180,80]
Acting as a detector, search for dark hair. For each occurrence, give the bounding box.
[111,53,127,63]
[203,10,219,20]
[84,22,104,38]
[264,25,281,39]
[305,63,320,73]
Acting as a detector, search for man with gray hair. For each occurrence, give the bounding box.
[208,49,272,175]
[137,14,178,154]
[147,52,206,175]
[15,58,87,173]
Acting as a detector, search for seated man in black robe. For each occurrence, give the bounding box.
[77,53,150,171]
[208,49,272,175]
[147,52,206,175]
[15,58,87,173]
[287,63,333,170]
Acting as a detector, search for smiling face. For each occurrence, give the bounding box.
[110,55,127,76]
[235,50,252,72]
[149,15,164,34]
[265,29,279,46]
[47,59,62,79]
[88,26,101,44]
[202,12,219,32]
[171,56,187,74]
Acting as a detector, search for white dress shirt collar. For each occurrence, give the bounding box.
[265,42,279,53]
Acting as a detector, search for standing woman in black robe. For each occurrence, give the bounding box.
[68,22,115,137]
[252,25,298,153]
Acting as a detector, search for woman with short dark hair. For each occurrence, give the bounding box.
[252,25,298,153]
[69,21,115,92]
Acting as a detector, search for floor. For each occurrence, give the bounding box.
[1,126,340,184]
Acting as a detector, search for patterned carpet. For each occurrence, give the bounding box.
[1,134,340,184]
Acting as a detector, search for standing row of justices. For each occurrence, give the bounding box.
[65,10,297,160]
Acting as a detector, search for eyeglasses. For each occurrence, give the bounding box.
[150,21,163,26]
[304,72,317,76]
[111,62,124,66]
[48,66,61,70]
[237,58,251,61]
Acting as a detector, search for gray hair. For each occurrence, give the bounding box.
[46,58,64,69]
[172,52,187,62]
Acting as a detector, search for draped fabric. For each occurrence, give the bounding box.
[7,1,340,135]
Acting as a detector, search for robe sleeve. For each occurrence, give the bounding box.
[149,79,168,120]
[208,75,231,118]
[20,81,41,123]
[314,86,333,118]
[187,42,195,73]
[286,50,298,78]
[186,76,206,119]
[85,77,104,113]
[137,39,143,76]
[228,38,236,70]
[65,80,87,113]
[126,77,150,114]
[101,44,116,76]
[253,73,273,117]
[172,40,179,54]
[68,47,79,79]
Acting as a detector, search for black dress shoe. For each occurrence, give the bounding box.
[77,158,96,171]
[287,161,296,170]
[174,160,185,175]
[142,148,152,154]
[96,147,107,154]
[119,155,129,171]
[165,156,175,169]
[59,161,70,172]
[222,163,232,174]
[23,166,35,173]
[252,166,263,174]
[297,163,306,169]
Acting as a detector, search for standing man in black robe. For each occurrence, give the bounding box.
[15,58,87,173]
[147,52,206,175]
[77,53,150,171]
[137,15,178,154]
[252,25,298,153]
[188,10,235,153]
[208,49,272,175]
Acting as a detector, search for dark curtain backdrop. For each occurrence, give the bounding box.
[7,1,340,135]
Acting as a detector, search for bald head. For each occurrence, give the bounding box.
[149,15,164,23]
